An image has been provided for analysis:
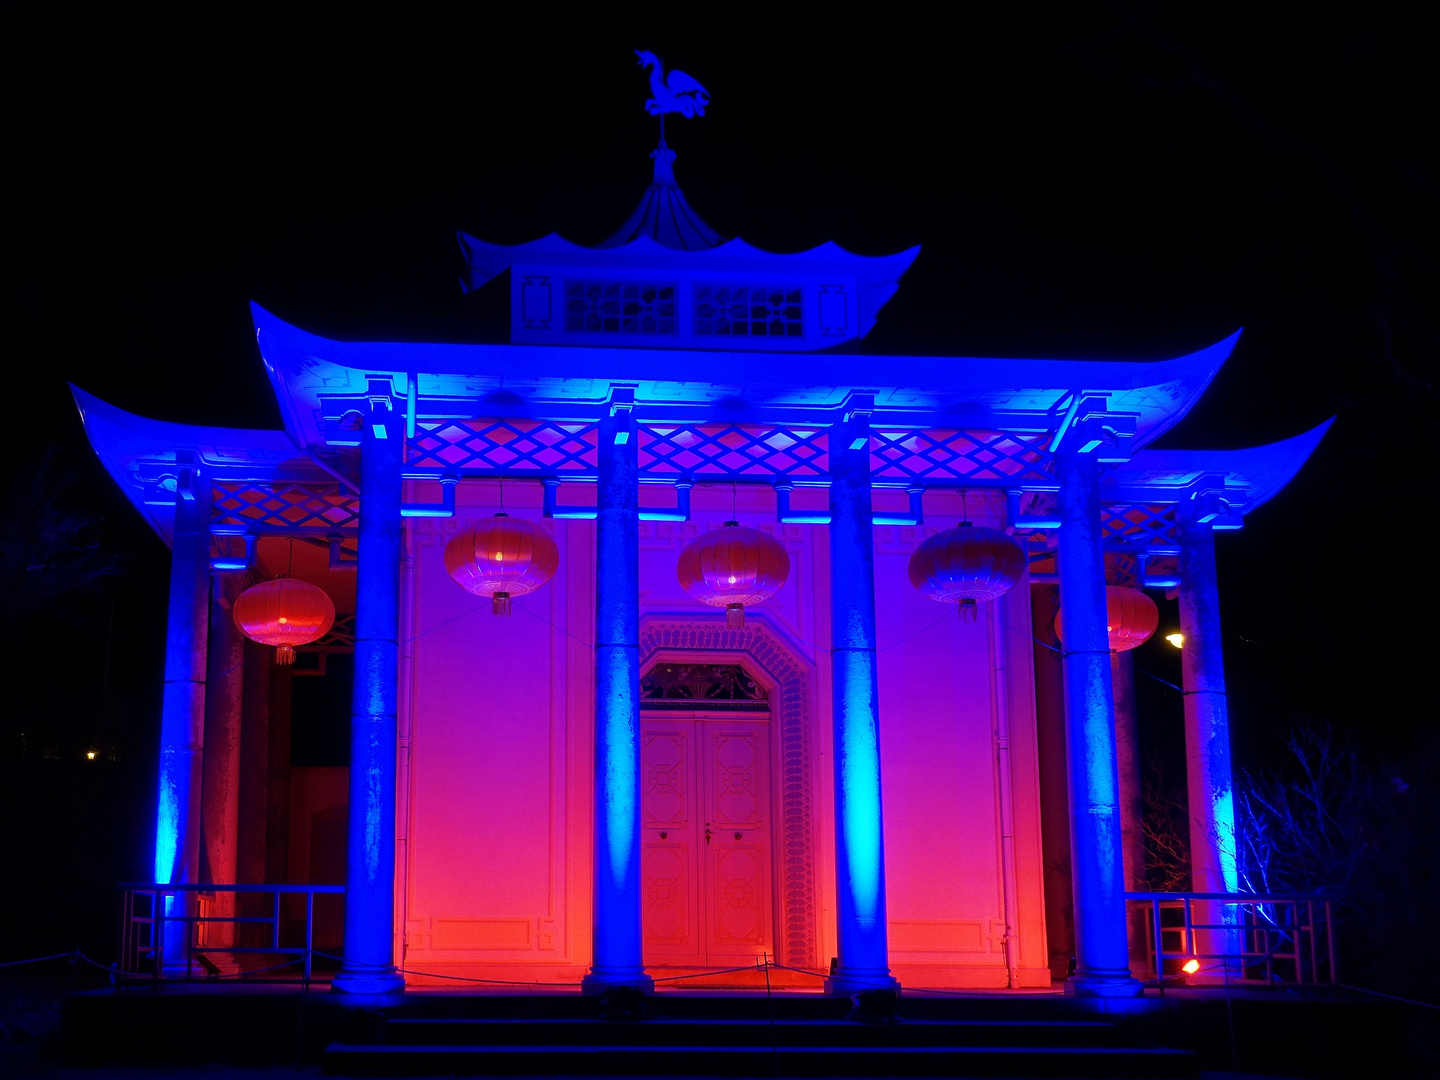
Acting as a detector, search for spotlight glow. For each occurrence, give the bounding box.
[1165,632,1184,648]
[1181,958,1201,975]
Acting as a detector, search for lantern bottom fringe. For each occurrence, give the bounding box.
[958,599,979,622]
[492,592,512,616]
[726,604,745,629]
[275,645,296,665]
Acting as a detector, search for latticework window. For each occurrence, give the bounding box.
[694,285,803,337]
[565,281,677,334]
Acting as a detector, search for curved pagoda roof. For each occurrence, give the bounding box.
[599,142,723,250]
[252,303,1236,453]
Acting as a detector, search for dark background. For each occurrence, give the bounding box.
[2,5,1435,967]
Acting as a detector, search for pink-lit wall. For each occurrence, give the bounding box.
[395,482,1048,988]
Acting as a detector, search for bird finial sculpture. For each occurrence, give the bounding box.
[634,50,710,118]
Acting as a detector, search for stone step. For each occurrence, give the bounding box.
[381,1016,1137,1049]
[323,1040,1200,1078]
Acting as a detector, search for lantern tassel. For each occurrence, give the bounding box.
[726,603,745,629]
[958,599,978,622]
[276,645,296,665]
[492,592,512,616]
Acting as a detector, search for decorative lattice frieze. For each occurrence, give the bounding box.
[211,483,359,533]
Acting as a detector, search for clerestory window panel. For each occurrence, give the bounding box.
[694,285,804,338]
[564,280,678,334]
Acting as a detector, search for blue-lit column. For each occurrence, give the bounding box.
[583,395,652,993]
[1179,511,1239,977]
[825,411,898,994]
[1055,447,1140,997]
[333,398,405,998]
[155,460,213,971]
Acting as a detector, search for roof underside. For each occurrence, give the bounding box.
[254,303,1237,452]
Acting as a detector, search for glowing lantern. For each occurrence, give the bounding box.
[677,521,790,628]
[233,578,336,664]
[444,513,559,615]
[907,522,1026,619]
[1054,585,1159,652]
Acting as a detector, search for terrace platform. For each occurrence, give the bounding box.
[62,983,1403,1077]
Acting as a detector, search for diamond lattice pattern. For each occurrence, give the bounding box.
[212,483,359,531]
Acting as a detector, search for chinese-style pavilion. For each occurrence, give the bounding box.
[76,132,1327,1000]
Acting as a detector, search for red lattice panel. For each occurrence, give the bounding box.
[638,423,830,478]
[212,483,359,532]
[407,419,600,473]
[870,428,1051,483]
[1101,504,1179,550]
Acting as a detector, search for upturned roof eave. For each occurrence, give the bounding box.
[252,304,1236,450]
[71,383,317,547]
[1107,417,1334,514]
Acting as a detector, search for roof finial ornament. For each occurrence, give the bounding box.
[634,50,710,121]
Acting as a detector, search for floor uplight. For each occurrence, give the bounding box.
[1181,958,1200,974]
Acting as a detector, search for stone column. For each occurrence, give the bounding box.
[154,458,212,973]
[824,412,897,994]
[333,400,405,998]
[583,399,652,992]
[1179,513,1239,978]
[237,637,271,946]
[1054,447,1139,997]
[1030,584,1074,982]
[201,572,246,946]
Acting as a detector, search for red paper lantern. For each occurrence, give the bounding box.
[1054,585,1159,652]
[907,522,1026,619]
[233,578,336,665]
[444,513,559,615]
[677,521,790,628]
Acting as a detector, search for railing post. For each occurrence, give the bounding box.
[305,890,315,985]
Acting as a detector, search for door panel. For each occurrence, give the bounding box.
[641,716,773,966]
[641,727,700,960]
[703,727,772,959]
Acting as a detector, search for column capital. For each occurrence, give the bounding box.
[1052,395,1138,462]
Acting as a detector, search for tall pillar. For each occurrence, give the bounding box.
[1030,584,1074,982]
[1054,447,1139,997]
[824,411,897,994]
[1179,514,1239,977]
[201,572,246,944]
[333,399,405,998]
[237,637,271,946]
[583,397,652,992]
[154,458,212,972]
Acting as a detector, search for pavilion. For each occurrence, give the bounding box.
[75,128,1327,1002]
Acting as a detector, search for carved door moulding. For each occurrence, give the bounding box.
[638,616,817,969]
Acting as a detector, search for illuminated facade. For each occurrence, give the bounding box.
[75,143,1327,998]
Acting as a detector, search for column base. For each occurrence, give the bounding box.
[331,966,406,999]
[824,969,900,996]
[1066,972,1143,998]
[581,968,654,994]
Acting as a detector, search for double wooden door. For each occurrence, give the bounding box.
[640,715,773,967]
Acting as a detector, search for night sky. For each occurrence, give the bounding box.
[4,7,1436,953]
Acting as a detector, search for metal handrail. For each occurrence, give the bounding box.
[120,883,344,988]
[1124,890,1337,987]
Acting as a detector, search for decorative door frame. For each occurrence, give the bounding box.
[638,615,818,969]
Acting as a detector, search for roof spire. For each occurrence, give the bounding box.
[601,51,724,251]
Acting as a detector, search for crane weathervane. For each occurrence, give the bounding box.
[634,50,710,118]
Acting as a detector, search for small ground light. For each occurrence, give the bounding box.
[1166,632,1184,648]
[86,751,96,760]
[1181,958,1201,974]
